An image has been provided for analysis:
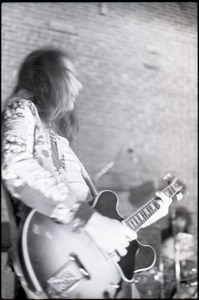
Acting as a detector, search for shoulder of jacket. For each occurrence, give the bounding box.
[7,98,38,117]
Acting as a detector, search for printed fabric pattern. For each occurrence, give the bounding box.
[2,99,94,230]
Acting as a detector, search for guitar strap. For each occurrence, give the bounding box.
[80,163,99,199]
[49,127,98,201]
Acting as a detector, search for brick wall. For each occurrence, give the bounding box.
[2,2,197,256]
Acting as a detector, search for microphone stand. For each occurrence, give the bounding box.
[171,207,181,298]
[159,243,165,299]
[94,148,137,181]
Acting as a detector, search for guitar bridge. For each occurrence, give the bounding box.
[45,253,90,298]
[69,253,91,280]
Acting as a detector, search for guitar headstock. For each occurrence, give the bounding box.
[163,173,184,201]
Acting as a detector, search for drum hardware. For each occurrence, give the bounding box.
[160,205,197,299]
[171,206,197,298]
[159,251,165,298]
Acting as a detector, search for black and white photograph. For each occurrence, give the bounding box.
[1,2,197,299]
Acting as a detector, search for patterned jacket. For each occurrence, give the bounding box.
[2,99,94,229]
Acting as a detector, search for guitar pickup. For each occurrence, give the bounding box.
[69,253,91,280]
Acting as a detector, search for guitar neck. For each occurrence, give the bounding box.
[123,181,180,232]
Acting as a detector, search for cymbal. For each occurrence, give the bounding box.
[161,233,196,261]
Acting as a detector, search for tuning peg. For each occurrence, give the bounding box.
[163,173,175,184]
[176,191,183,201]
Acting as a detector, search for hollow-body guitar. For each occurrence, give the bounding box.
[19,175,183,298]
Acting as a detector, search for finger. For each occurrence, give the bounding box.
[156,206,168,218]
[116,245,128,257]
[122,224,137,240]
[122,239,130,248]
[117,237,130,248]
[112,253,121,263]
[155,191,172,206]
[108,250,121,262]
[154,198,170,218]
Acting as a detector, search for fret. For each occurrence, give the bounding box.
[133,221,139,231]
[150,202,157,212]
[143,206,151,220]
[150,201,157,212]
[126,220,135,230]
[127,219,138,231]
[133,223,139,231]
[135,213,144,225]
[142,205,150,217]
[168,186,173,196]
[137,211,146,222]
[152,200,160,210]
[133,215,142,227]
[146,203,154,215]
[165,187,173,197]
[148,202,156,213]
[170,184,177,194]
[129,218,137,229]
[164,184,176,198]
[131,211,146,230]
[127,216,138,228]
[142,208,151,218]
[139,210,148,221]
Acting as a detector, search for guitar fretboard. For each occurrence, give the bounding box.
[124,182,178,232]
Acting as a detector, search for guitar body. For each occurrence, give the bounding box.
[19,190,156,298]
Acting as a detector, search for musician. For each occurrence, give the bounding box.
[2,47,173,299]
[160,207,194,298]
[161,206,192,241]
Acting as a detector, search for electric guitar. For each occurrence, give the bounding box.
[18,174,183,299]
